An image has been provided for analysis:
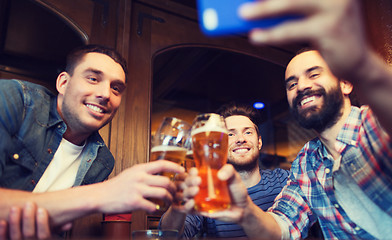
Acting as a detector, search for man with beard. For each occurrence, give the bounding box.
[159,102,289,238]
[267,49,392,239]
[0,45,184,239]
[183,49,392,239]
[182,0,392,239]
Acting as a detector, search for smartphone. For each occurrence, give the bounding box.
[197,0,299,36]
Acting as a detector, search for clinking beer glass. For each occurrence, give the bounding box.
[191,113,231,213]
[150,117,192,211]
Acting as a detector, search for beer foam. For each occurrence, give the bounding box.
[191,125,228,136]
[151,145,188,152]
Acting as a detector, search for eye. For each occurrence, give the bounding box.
[309,73,320,79]
[111,83,126,95]
[286,81,297,91]
[112,85,120,93]
[245,131,252,135]
[88,77,98,82]
[228,132,234,137]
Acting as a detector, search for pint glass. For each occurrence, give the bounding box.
[191,113,231,213]
[149,117,191,210]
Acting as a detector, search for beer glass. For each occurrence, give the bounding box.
[191,113,231,213]
[132,230,179,240]
[149,117,192,210]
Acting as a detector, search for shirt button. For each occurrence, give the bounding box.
[47,149,53,154]
[325,168,331,174]
[13,154,19,160]
[350,163,357,171]
[334,204,339,208]
[355,226,361,231]
[31,179,36,185]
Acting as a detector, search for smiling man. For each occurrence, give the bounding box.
[0,45,184,239]
[159,102,289,238]
[262,49,392,239]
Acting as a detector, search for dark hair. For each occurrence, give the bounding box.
[216,102,261,136]
[295,47,316,56]
[65,44,128,82]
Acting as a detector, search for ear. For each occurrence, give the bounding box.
[258,136,263,150]
[56,72,69,95]
[340,80,353,96]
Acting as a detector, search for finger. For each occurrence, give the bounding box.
[143,160,185,175]
[0,220,8,240]
[140,184,176,208]
[22,202,36,238]
[217,164,236,181]
[8,207,22,240]
[60,222,73,232]
[239,0,323,20]
[188,167,198,176]
[248,18,320,45]
[184,169,201,187]
[36,208,51,240]
[144,174,174,188]
[182,199,196,213]
[183,185,199,199]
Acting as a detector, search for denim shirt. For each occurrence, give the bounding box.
[0,79,114,191]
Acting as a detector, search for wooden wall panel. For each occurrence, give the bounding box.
[37,0,94,42]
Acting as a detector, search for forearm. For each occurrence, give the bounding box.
[353,50,392,135]
[239,202,282,240]
[0,183,105,226]
[160,207,187,235]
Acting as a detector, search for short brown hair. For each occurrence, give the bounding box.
[216,102,261,136]
[65,44,128,82]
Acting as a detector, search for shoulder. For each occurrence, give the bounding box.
[261,168,289,181]
[252,168,289,192]
[291,138,321,169]
[0,79,55,105]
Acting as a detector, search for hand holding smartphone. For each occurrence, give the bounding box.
[197,0,300,36]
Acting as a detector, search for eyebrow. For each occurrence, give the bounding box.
[285,66,322,84]
[84,68,126,86]
[228,126,255,132]
[84,68,103,76]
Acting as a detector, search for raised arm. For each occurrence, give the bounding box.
[240,0,392,135]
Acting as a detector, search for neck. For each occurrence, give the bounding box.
[318,101,352,159]
[63,130,89,146]
[237,166,261,188]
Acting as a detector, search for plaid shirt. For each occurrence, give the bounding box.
[269,106,392,239]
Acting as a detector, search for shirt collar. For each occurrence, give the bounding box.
[336,106,361,149]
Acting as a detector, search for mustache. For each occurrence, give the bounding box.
[293,88,326,107]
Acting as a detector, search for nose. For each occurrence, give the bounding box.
[297,76,313,92]
[96,81,111,103]
[235,133,246,144]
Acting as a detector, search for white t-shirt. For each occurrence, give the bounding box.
[33,138,85,193]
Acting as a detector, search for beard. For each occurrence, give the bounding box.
[290,84,344,132]
[227,151,260,173]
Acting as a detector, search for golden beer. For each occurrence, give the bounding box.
[192,129,231,213]
[150,145,187,210]
[150,145,187,179]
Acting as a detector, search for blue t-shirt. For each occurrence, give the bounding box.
[183,168,289,238]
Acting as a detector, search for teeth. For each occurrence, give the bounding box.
[86,104,103,113]
[300,96,316,106]
[234,148,248,153]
